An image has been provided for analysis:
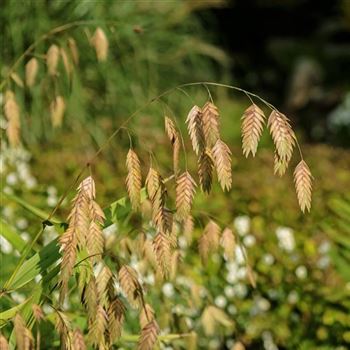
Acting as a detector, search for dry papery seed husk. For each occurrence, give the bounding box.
[92,27,109,62]
[73,328,87,350]
[198,220,221,264]
[14,313,33,350]
[241,103,266,157]
[108,297,126,342]
[50,95,66,127]
[126,149,142,211]
[294,159,313,213]
[268,110,296,166]
[186,105,205,155]
[118,265,143,308]
[68,37,79,65]
[140,303,155,329]
[220,228,236,260]
[198,148,214,194]
[25,57,39,87]
[153,231,172,278]
[0,334,9,350]
[164,116,180,175]
[202,101,220,147]
[138,319,159,350]
[176,171,197,220]
[212,139,232,191]
[4,90,21,147]
[46,44,60,76]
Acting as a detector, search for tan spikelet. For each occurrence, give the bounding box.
[92,27,108,62]
[198,221,221,264]
[145,167,160,201]
[212,139,232,191]
[32,304,44,322]
[60,47,72,77]
[274,151,289,176]
[165,116,180,175]
[220,228,236,260]
[0,334,9,350]
[153,232,171,278]
[87,200,105,262]
[186,105,205,155]
[170,250,181,280]
[183,215,194,244]
[50,95,66,127]
[138,320,159,350]
[126,149,142,211]
[198,149,214,194]
[176,171,196,220]
[68,37,79,65]
[241,104,266,157]
[14,314,34,350]
[25,58,39,87]
[73,328,86,350]
[294,160,313,213]
[55,310,73,350]
[46,44,60,76]
[140,304,155,329]
[268,110,296,164]
[83,277,98,321]
[4,91,20,147]
[89,304,107,346]
[202,101,220,147]
[118,265,143,308]
[10,72,24,88]
[108,297,126,342]
[96,266,113,307]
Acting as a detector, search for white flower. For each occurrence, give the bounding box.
[47,195,57,207]
[276,226,295,252]
[214,295,227,308]
[0,156,6,174]
[235,245,246,264]
[209,339,220,349]
[237,266,247,280]
[226,271,238,284]
[287,290,299,304]
[178,235,187,249]
[47,186,57,196]
[11,292,25,303]
[103,223,117,238]
[295,265,307,279]
[0,235,13,254]
[227,304,237,315]
[256,297,270,311]
[144,274,155,285]
[2,206,14,219]
[318,240,331,254]
[3,186,13,195]
[16,218,28,230]
[6,172,18,185]
[262,253,275,266]
[234,215,250,236]
[233,283,248,298]
[224,286,235,298]
[162,282,175,297]
[243,234,256,247]
[25,177,37,189]
[20,232,30,242]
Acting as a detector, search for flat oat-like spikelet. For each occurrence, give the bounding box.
[212,139,232,191]
[241,104,266,157]
[73,328,86,350]
[268,110,296,165]
[202,101,220,147]
[274,151,289,176]
[4,90,20,147]
[83,277,98,321]
[0,334,9,350]
[46,44,60,76]
[32,304,44,322]
[220,228,236,260]
[92,27,109,62]
[25,57,39,87]
[14,313,33,350]
[55,310,73,350]
[138,320,160,350]
[50,95,66,127]
[87,200,105,262]
[165,116,180,176]
[108,297,126,342]
[153,232,172,278]
[198,221,221,264]
[176,171,197,220]
[126,149,142,211]
[89,304,107,347]
[118,265,143,308]
[60,47,72,77]
[68,37,79,65]
[294,160,313,213]
[96,266,113,307]
[198,149,214,194]
[186,105,205,155]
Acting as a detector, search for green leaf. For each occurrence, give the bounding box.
[1,191,62,225]
[0,218,27,252]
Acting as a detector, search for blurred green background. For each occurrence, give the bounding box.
[1,0,350,349]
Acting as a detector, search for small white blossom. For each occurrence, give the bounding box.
[234,215,250,236]
[287,290,299,304]
[214,295,227,308]
[262,253,275,266]
[295,265,307,279]
[228,304,237,315]
[16,218,28,230]
[20,232,30,242]
[103,223,117,238]
[6,172,18,186]
[11,292,25,303]
[178,235,187,249]
[162,282,175,297]
[243,234,256,247]
[224,286,235,298]
[47,196,57,207]
[276,226,295,252]
[0,235,13,254]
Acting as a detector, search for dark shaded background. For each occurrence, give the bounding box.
[205,0,350,146]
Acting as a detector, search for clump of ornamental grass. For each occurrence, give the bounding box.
[2,24,313,350]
